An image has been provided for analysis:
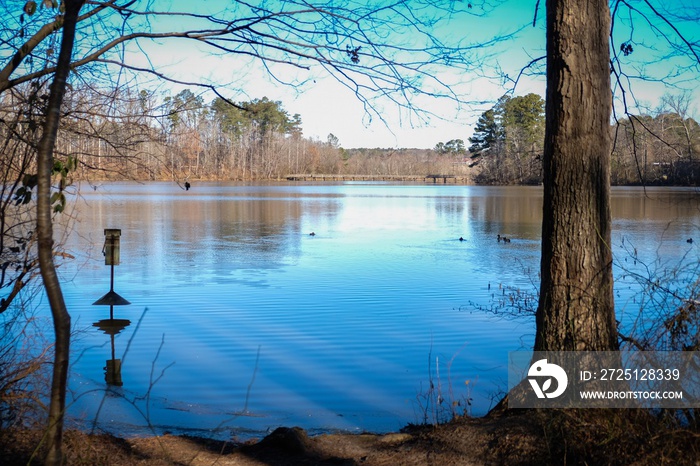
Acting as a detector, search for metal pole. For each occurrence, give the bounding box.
[109,237,115,320]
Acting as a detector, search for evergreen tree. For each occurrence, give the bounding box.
[211,96,301,138]
[471,93,545,184]
[435,139,466,154]
[468,108,499,153]
[502,93,545,152]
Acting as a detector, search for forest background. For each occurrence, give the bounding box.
[4,85,696,186]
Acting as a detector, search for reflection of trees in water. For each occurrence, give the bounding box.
[431,196,467,219]
[77,187,343,279]
[610,189,700,221]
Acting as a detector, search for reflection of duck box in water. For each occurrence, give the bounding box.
[93,318,130,387]
[105,359,123,386]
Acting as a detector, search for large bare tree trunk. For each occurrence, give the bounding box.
[534,0,618,352]
[36,1,84,465]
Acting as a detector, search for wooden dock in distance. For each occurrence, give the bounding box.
[285,174,465,183]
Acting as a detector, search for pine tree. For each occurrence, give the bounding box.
[468,108,499,153]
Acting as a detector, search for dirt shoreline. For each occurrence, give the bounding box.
[3,408,698,465]
[3,413,540,466]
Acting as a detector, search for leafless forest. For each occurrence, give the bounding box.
[3,85,696,185]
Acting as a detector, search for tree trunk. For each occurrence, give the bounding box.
[36,1,85,465]
[534,0,618,351]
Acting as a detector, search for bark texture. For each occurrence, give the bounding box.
[534,0,618,351]
[36,1,84,465]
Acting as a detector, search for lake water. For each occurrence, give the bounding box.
[54,182,699,439]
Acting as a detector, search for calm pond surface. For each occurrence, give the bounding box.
[55,182,699,439]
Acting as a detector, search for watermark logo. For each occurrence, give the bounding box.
[528,359,568,399]
[510,351,699,409]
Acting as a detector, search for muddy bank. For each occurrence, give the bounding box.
[2,409,697,465]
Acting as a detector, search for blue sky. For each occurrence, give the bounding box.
[109,0,700,148]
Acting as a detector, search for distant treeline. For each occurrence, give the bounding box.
[2,85,697,185]
[467,93,700,186]
[3,86,458,182]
